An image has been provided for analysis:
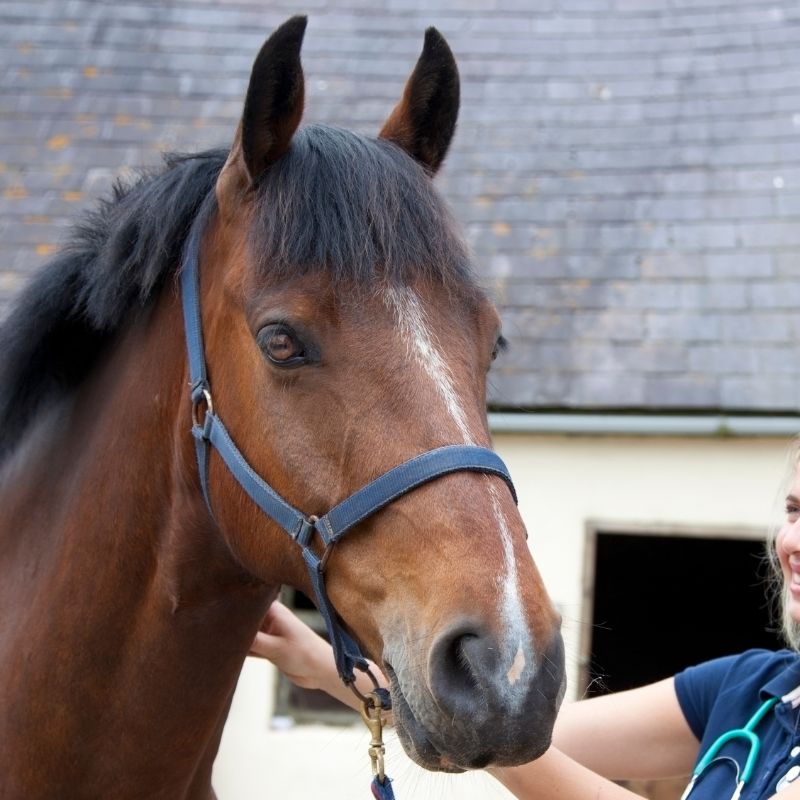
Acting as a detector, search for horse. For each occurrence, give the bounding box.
[0,16,565,799]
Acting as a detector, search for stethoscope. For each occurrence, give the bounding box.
[680,696,779,800]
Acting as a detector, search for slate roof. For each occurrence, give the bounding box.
[3,0,800,413]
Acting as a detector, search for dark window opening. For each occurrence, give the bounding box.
[586,531,782,697]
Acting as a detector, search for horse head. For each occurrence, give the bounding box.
[182,16,565,772]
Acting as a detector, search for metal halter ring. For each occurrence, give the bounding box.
[191,388,214,427]
[348,665,384,706]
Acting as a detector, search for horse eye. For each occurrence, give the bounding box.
[491,335,509,362]
[259,325,306,367]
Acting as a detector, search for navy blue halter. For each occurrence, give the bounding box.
[179,213,518,687]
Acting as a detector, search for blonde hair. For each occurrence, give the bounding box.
[767,437,800,651]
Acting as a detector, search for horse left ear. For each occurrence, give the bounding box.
[379,27,460,174]
[217,16,306,209]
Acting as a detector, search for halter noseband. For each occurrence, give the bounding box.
[179,214,518,687]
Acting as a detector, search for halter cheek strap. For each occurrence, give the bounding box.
[179,214,518,686]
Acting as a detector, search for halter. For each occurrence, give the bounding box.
[179,212,518,689]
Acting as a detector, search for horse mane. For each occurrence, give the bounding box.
[0,149,225,462]
[0,125,473,463]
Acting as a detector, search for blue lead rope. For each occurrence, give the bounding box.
[179,212,520,797]
[371,776,395,799]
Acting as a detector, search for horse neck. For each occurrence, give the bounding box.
[0,284,274,799]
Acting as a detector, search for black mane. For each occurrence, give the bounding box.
[0,125,473,462]
[0,149,225,461]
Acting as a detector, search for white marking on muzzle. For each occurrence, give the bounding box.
[385,286,533,697]
[490,480,533,699]
[507,644,526,685]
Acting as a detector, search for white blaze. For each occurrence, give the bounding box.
[384,285,473,444]
[385,286,532,690]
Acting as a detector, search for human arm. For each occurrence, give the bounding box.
[490,747,645,800]
[551,678,700,779]
[249,600,385,712]
[490,678,700,799]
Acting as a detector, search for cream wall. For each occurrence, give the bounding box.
[213,432,794,800]
[494,433,792,697]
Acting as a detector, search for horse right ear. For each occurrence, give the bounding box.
[216,16,306,210]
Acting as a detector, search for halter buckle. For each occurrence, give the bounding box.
[294,515,318,547]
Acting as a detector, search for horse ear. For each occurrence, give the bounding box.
[379,28,460,174]
[217,16,306,205]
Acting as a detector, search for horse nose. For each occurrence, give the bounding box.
[428,619,565,763]
[429,621,525,720]
[429,624,487,718]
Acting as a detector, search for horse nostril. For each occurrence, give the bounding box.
[448,632,479,688]
[429,624,497,718]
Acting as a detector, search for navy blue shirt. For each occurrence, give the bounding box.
[675,649,800,799]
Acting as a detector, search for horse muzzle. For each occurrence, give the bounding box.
[384,625,566,771]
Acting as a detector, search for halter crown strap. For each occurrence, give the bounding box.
[179,216,518,684]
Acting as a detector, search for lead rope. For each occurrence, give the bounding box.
[350,677,395,799]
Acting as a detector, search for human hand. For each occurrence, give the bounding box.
[250,600,391,713]
[249,600,335,691]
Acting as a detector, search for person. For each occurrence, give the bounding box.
[250,453,800,800]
